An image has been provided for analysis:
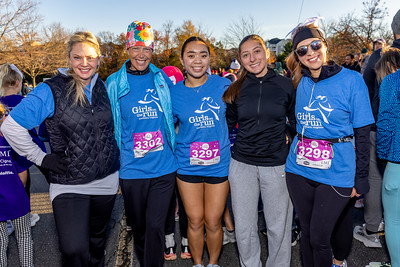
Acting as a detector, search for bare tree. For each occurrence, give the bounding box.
[325,0,390,63]
[153,20,178,67]
[97,32,127,80]
[2,24,70,86]
[0,0,41,40]
[223,16,264,49]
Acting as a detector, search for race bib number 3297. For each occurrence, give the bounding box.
[190,141,220,166]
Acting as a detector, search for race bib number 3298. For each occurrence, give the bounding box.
[296,138,333,169]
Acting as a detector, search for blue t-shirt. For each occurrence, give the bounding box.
[171,75,231,177]
[119,72,177,179]
[286,68,374,187]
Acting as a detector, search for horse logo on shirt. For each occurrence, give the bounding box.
[138,89,163,112]
[194,97,220,121]
[303,95,333,124]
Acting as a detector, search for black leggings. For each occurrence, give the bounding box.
[286,172,352,267]
[120,172,176,267]
[331,197,356,261]
[165,184,188,239]
[52,193,116,267]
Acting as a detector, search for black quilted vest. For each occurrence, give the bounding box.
[44,74,119,185]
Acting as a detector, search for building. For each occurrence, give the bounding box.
[266,38,290,56]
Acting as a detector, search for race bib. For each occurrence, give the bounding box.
[296,138,333,169]
[133,130,164,158]
[190,141,220,166]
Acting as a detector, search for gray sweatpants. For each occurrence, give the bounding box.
[229,158,292,267]
[364,131,384,232]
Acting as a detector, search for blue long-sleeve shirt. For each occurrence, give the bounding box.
[377,69,400,163]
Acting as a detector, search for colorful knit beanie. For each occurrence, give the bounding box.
[126,21,154,50]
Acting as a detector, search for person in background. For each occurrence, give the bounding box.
[375,47,400,267]
[2,31,120,267]
[223,34,295,267]
[0,80,33,267]
[162,65,192,261]
[172,36,231,267]
[361,48,371,75]
[0,63,43,232]
[355,10,400,255]
[342,54,361,72]
[285,19,373,267]
[106,21,177,267]
[373,39,386,51]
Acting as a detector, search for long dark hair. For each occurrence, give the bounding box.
[222,34,269,104]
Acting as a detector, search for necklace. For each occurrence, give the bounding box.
[185,76,208,93]
[192,83,204,93]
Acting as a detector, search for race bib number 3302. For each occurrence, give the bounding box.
[133,130,164,158]
[190,141,220,166]
[296,138,333,169]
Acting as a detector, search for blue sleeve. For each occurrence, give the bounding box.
[10,83,55,130]
[161,70,175,88]
[350,74,374,128]
[170,83,179,124]
[376,72,400,159]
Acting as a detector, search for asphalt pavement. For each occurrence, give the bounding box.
[6,164,390,267]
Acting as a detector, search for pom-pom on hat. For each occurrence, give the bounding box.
[126,21,154,50]
[230,58,241,70]
[162,66,184,85]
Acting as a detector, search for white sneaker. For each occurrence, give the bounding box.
[353,224,382,248]
[30,213,40,227]
[7,220,14,235]
[222,227,236,245]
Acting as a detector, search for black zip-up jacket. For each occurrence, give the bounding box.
[226,69,296,166]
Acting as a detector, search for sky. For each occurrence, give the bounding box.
[38,0,399,42]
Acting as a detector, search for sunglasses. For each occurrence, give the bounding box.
[295,40,323,57]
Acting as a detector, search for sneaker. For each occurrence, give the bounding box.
[181,237,192,259]
[164,245,177,261]
[207,265,220,267]
[222,227,236,245]
[164,233,176,260]
[366,262,392,267]
[291,227,301,246]
[354,198,364,208]
[353,224,382,248]
[7,220,14,235]
[193,265,204,267]
[30,213,40,227]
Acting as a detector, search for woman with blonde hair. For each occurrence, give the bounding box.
[285,19,373,267]
[1,31,120,267]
